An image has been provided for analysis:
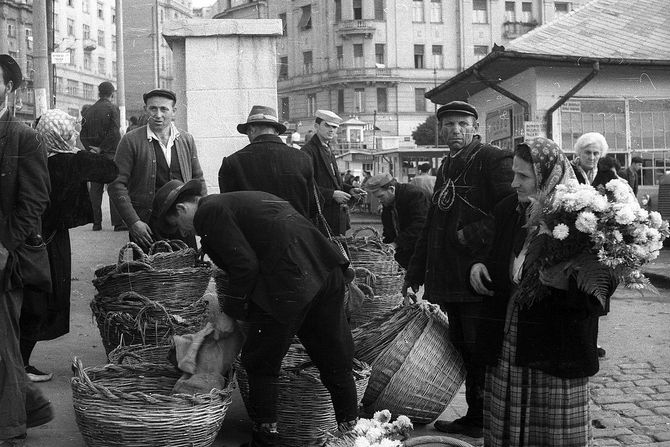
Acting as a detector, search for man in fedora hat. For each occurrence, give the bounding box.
[218,105,317,218]
[109,88,206,250]
[0,54,54,446]
[404,100,514,437]
[301,110,366,236]
[153,182,359,446]
[364,173,429,269]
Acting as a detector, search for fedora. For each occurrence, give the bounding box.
[152,179,203,234]
[237,105,287,135]
[0,54,23,91]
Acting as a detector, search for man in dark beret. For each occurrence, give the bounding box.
[108,88,206,250]
[404,100,514,438]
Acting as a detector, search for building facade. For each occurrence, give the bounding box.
[212,0,588,140]
[0,0,34,121]
[122,0,192,119]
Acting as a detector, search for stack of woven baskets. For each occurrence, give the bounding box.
[346,227,404,328]
[91,241,211,357]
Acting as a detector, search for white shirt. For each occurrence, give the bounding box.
[146,122,180,166]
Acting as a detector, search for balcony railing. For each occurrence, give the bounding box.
[335,19,376,38]
[502,21,538,39]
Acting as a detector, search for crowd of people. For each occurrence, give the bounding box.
[0,49,644,446]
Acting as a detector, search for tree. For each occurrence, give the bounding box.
[412,115,446,146]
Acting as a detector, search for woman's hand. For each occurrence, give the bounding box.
[470,263,494,296]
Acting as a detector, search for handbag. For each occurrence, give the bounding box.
[16,233,52,293]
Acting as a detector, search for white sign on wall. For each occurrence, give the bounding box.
[51,52,71,64]
[524,121,547,138]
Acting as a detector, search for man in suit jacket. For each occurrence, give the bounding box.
[80,81,124,231]
[218,105,317,219]
[153,183,358,446]
[0,54,54,445]
[108,88,206,250]
[620,156,643,196]
[410,163,436,197]
[365,173,429,269]
[301,110,366,235]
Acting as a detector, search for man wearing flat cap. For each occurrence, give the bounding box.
[301,109,366,235]
[620,155,643,196]
[365,174,429,269]
[0,54,54,446]
[404,100,514,437]
[109,88,206,250]
[80,81,124,231]
[218,105,317,219]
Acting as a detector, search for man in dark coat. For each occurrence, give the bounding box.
[218,105,317,218]
[80,81,124,231]
[620,155,643,196]
[404,101,514,438]
[364,173,429,269]
[301,110,366,235]
[153,182,358,447]
[0,54,54,445]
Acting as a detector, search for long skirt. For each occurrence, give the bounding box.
[484,304,590,447]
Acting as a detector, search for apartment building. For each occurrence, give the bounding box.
[212,0,588,139]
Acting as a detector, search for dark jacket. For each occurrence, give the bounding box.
[476,194,614,379]
[194,192,349,324]
[301,134,353,235]
[381,183,429,269]
[619,166,639,195]
[218,134,317,219]
[406,137,514,303]
[0,112,50,289]
[80,97,121,159]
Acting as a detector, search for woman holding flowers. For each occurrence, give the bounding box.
[469,137,618,446]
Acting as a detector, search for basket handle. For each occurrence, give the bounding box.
[117,242,147,264]
[115,260,153,274]
[352,226,382,240]
[147,240,173,255]
[168,239,189,251]
[354,267,377,286]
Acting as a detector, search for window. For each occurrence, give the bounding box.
[160,8,164,23]
[83,24,91,40]
[98,56,106,74]
[336,46,343,68]
[412,0,424,22]
[55,76,64,94]
[334,0,342,23]
[414,45,424,69]
[415,88,426,112]
[354,88,365,112]
[67,18,75,36]
[83,0,89,13]
[67,0,74,7]
[473,0,488,24]
[279,56,288,79]
[280,97,289,121]
[432,45,443,68]
[353,0,362,20]
[555,2,570,18]
[112,35,116,52]
[54,14,60,32]
[97,1,104,19]
[112,8,116,23]
[298,5,312,31]
[430,0,442,22]
[67,79,79,96]
[337,89,345,114]
[375,44,385,66]
[505,1,516,21]
[84,52,92,70]
[68,48,76,66]
[25,55,33,78]
[521,2,533,22]
[374,0,385,20]
[353,44,363,68]
[97,29,105,46]
[25,28,32,50]
[474,45,488,60]
[83,82,94,99]
[7,20,16,38]
[307,94,317,117]
[161,56,166,72]
[303,51,313,74]
[279,13,287,36]
[112,60,116,74]
[377,88,388,113]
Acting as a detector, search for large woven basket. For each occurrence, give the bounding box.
[108,343,174,366]
[353,302,466,424]
[349,293,404,329]
[346,227,399,275]
[117,241,198,270]
[236,344,371,447]
[354,268,405,296]
[93,260,212,306]
[71,358,233,447]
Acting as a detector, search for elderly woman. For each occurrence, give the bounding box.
[20,109,117,382]
[469,137,617,446]
[572,132,608,184]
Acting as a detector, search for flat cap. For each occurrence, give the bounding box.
[364,173,394,192]
[436,101,478,121]
[315,109,343,127]
[631,156,644,163]
[143,88,177,104]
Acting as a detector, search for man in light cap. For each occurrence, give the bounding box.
[301,110,366,235]
[218,105,317,219]
[0,53,54,446]
[365,173,429,269]
[404,100,514,437]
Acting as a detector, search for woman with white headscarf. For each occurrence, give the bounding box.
[20,109,118,382]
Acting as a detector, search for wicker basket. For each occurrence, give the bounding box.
[353,303,466,425]
[71,358,233,447]
[117,241,198,270]
[403,436,476,447]
[236,344,371,447]
[354,268,405,296]
[212,267,229,310]
[93,261,212,306]
[349,293,404,329]
[346,227,399,275]
[108,343,174,365]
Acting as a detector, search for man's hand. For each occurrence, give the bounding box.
[0,245,8,271]
[470,263,494,296]
[333,190,352,204]
[401,279,420,298]
[129,221,154,251]
[350,187,367,200]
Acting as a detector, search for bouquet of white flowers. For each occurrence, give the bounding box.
[526,178,669,304]
[326,410,413,447]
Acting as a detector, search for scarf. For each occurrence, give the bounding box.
[36,109,79,156]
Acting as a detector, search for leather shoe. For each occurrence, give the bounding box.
[433,416,483,438]
[26,402,54,428]
[92,224,102,231]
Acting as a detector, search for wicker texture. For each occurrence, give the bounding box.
[354,268,405,296]
[108,343,174,365]
[346,227,399,276]
[71,358,233,447]
[349,293,404,329]
[117,241,198,270]
[352,303,466,424]
[212,267,229,310]
[403,436,476,447]
[236,344,371,447]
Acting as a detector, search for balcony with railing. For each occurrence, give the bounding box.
[335,19,376,39]
[502,21,538,39]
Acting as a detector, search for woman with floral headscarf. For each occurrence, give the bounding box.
[20,109,117,382]
[468,137,617,446]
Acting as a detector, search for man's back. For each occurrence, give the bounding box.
[410,174,436,197]
[80,98,120,157]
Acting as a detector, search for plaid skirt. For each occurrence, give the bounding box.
[484,304,590,447]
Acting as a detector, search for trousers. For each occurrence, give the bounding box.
[89,181,122,227]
